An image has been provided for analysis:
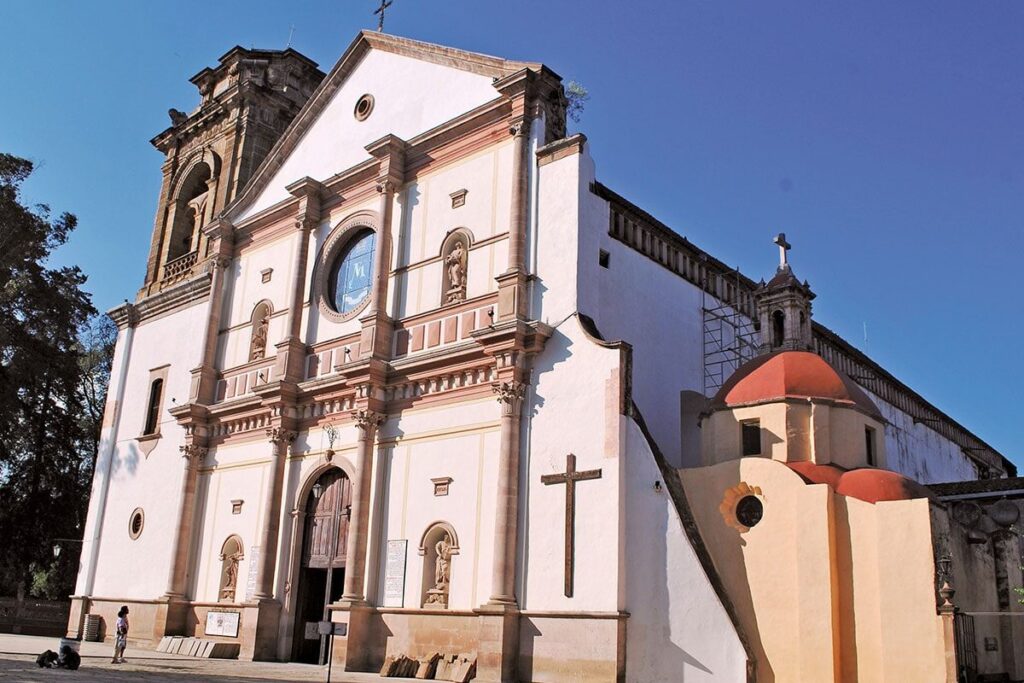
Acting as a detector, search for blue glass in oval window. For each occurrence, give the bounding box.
[331,231,375,314]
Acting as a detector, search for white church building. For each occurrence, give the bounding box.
[69,31,1014,682]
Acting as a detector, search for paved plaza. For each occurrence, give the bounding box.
[0,634,394,682]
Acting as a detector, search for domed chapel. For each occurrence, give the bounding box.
[69,31,1023,682]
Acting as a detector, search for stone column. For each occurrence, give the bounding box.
[488,381,526,604]
[252,427,296,600]
[496,119,532,321]
[341,408,385,603]
[163,444,207,599]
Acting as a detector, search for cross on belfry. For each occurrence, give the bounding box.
[374,0,393,32]
[774,232,792,268]
[541,453,602,597]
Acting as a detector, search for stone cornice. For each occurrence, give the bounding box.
[536,134,587,167]
[112,274,212,329]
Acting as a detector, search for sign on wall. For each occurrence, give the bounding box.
[244,546,260,602]
[383,540,408,607]
[205,611,240,638]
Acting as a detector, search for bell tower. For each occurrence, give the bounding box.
[139,47,324,298]
[756,233,815,353]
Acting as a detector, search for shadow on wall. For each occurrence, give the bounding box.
[679,390,705,469]
[633,469,717,682]
[632,407,773,683]
[111,440,141,478]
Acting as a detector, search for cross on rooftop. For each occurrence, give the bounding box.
[774,233,792,268]
[374,0,393,32]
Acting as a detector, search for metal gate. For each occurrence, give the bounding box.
[954,612,978,683]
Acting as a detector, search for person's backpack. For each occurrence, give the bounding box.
[58,645,81,670]
[35,650,58,668]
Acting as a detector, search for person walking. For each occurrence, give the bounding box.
[111,605,129,664]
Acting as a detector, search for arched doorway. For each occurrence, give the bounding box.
[292,468,351,664]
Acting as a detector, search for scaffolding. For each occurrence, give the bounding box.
[702,266,759,397]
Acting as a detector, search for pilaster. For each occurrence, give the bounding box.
[359,135,408,360]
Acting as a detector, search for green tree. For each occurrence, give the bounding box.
[0,153,103,600]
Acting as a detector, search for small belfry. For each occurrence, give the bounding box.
[756,232,815,353]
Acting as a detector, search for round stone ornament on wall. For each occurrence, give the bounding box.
[128,508,145,540]
[354,94,374,121]
[719,481,764,533]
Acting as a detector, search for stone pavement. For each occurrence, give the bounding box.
[0,634,397,682]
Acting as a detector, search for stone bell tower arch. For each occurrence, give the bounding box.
[140,47,324,297]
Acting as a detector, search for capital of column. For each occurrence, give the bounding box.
[352,408,386,431]
[179,444,209,469]
[375,178,397,195]
[509,118,529,138]
[294,214,318,232]
[266,427,297,445]
[492,381,526,415]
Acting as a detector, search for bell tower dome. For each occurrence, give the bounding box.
[756,233,815,353]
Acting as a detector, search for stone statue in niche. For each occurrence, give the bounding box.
[444,241,467,304]
[423,532,453,608]
[219,548,243,602]
[249,309,270,361]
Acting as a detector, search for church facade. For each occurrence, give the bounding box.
[69,31,1020,682]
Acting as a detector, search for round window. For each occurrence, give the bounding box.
[735,496,763,529]
[354,94,374,121]
[128,508,145,540]
[329,229,376,315]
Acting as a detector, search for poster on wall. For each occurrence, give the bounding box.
[244,546,260,602]
[383,540,408,607]
[205,611,240,638]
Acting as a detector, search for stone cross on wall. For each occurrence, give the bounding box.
[541,453,602,598]
[774,232,792,268]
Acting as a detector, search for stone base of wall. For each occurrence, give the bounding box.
[327,606,626,682]
[66,596,278,661]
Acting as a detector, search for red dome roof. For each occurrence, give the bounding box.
[711,351,881,418]
[786,462,935,504]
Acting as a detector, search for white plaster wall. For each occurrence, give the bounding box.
[579,212,707,469]
[521,316,622,612]
[217,237,299,368]
[532,143,588,325]
[868,387,978,484]
[190,452,269,602]
[238,49,501,220]
[87,300,210,598]
[623,418,748,682]
[368,398,502,609]
[392,144,512,319]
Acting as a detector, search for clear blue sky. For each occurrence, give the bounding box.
[2,1,1021,467]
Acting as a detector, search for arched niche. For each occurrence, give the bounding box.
[249,300,273,362]
[439,228,473,306]
[218,535,244,602]
[419,521,459,609]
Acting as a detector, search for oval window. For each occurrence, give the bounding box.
[329,230,376,315]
